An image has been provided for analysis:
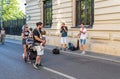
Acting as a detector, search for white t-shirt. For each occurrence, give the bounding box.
[1,30,5,35]
[80,28,87,39]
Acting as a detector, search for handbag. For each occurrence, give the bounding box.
[52,47,60,54]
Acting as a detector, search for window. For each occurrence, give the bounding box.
[43,0,52,28]
[76,0,94,28]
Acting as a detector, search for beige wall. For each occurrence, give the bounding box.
[26,0,75,29]
[94,0,120,30]
[86,0,120,56]
[26,0,41,28]
[51,0,73,29]
[26,0,120,56]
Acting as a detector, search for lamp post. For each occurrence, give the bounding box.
[0,0,3,29]
[84,0,87,25]
[0,0,10,29]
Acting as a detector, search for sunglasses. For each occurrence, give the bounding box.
[25,27,28,28]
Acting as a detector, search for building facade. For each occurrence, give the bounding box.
[25,0,120,56]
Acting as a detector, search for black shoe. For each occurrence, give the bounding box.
[33,63,39,69]
[60,48,62,50]
[39,63,43,67]
[64,48,66,51]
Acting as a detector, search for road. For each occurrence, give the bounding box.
[0,42,120,79]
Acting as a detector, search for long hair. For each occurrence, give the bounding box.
[23,24,28,32]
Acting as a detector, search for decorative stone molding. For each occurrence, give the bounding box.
[110,33,120,41]
[89,32,110,40]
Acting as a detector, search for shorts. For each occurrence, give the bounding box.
[35,46,44,56]
[61,37,67,44]
[22,39,26,45]
[80,39,86,45]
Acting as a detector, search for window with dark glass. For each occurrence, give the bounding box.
[43,0,52,28]
[76,0,94,28]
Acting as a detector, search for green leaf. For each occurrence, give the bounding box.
[0,0,25,21]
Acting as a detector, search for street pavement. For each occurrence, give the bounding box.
[5,38,120,63]
[0,40,120,79]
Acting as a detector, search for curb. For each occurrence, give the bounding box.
[46,48,120,63]
[6,39,120,64]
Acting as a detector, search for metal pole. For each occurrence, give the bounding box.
[90,0,92,26]
[79,0,81,25]
[84,0,87,25]
[1,0,3,29]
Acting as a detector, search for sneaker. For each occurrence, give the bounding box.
[33,63,39,69]
[81,51,85,55]
[60,48,62,50]
[64,48,66,51]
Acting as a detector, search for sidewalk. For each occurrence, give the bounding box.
[5,38,120,63]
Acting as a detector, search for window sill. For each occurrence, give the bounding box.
[71,25,93,28]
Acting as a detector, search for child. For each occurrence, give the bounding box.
[29,28,33,38]
[39,30,46,51]
[41,30,46,41]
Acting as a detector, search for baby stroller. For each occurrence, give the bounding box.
[26,38,37,63]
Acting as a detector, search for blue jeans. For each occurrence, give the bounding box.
[80,39,86,45]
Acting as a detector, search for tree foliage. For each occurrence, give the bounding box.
[0,0,25,21]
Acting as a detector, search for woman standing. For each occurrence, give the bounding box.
[1,27,6,45]
[21,24,30,61]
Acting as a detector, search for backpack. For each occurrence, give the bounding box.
[68,42,76,51]
[52,47,60,54]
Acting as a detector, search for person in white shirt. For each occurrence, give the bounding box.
[78,23,87,54]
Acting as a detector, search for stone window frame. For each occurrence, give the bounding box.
[43,0,52,28]
[75,0,94,28]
